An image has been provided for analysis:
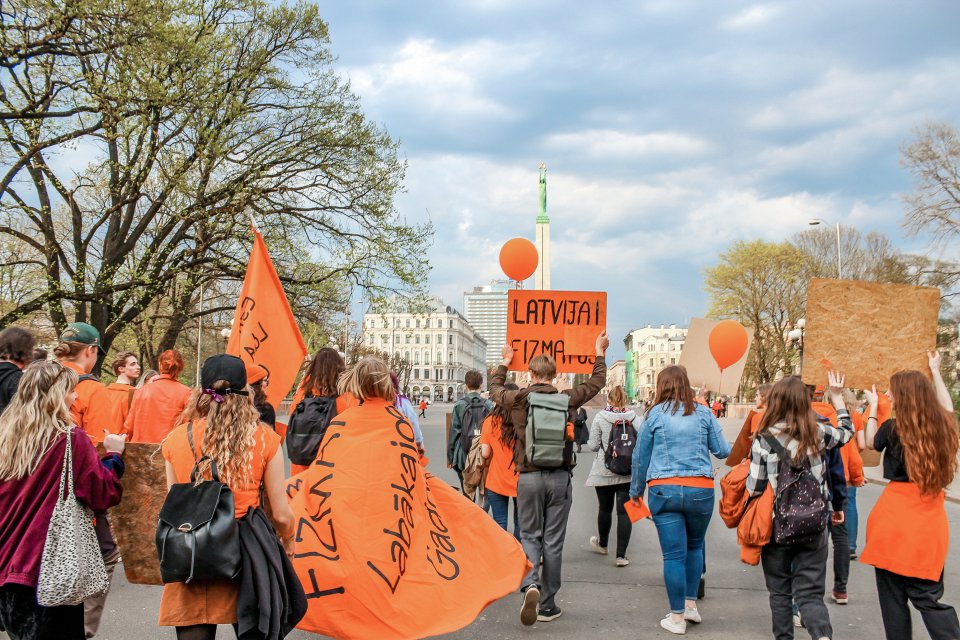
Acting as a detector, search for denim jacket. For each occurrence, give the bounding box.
[629,402,731,499]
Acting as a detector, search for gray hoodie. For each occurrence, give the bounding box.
[585,408,638,486]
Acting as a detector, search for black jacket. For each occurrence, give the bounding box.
[0,362,22,415]
[237,507,307,639]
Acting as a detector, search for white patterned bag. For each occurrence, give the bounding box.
[36,428,109,606]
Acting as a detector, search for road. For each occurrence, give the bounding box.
[13,404,960,639]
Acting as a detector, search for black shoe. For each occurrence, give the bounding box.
[697,576,705,599]
[520,586,540,626]
[537,606,562,622]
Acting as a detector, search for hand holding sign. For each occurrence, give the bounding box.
[596,330,610,356]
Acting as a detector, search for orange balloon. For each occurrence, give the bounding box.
[708,320,749,370]
[499,237,539,282]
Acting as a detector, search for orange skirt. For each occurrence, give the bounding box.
[158,579,238,626]
[860,481,949,581]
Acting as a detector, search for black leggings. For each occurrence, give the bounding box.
[595,484,632,558]
[176,624,239,640]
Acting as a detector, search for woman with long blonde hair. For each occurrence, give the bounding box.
[860,352,960,640]
[158,355,295,640]
[0,362,125,639]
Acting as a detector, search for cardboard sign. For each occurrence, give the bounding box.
[678,318,753,395]
[287,401,529,639]
[107,443,167,585]
[801,279,940,389]
[506,290,607,374]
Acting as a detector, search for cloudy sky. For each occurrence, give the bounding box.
[321,1,960,357]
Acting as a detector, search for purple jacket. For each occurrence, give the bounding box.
[0,429,124,588]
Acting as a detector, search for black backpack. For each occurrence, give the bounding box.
[765,436,828,545]
[459,396,490,457]
[286,395,338,466]
[604,417,637,476]
[156,423,241,583]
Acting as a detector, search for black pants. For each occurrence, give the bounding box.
[595,484,632,558]
[0,584,84,640]
[875,568,960,640]
[830,520,850,592]
[761,532,832,640]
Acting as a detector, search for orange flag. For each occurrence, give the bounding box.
[286,398,529,640]
[226,229,307,408]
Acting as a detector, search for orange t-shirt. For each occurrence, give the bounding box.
[840,411,865,485]
[104,382,136,426]
[480,415,518,498]
[123,375,192,443]
[161,419,281,518]
[61,361,124,443]
[288,393,360,476]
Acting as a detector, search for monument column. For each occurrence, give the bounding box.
[535,163,551,290]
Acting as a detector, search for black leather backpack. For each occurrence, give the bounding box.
[156,423,241,583]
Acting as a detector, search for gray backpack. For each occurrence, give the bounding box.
[525,392,570,468]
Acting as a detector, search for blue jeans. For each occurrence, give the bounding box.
[846,485,859,554]
[487,489,520,540]
[648,485,715,613]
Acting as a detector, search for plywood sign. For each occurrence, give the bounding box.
[801,278,940,389]
[109,443,167,585]
[678,317,753,396]
[506,290,607,374]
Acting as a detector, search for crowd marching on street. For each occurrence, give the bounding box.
[0,320,959,640]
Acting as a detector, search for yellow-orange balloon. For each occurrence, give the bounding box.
[499,238,539,282]
[708,320,749,370]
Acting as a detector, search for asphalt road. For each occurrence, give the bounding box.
[14,404,960,639]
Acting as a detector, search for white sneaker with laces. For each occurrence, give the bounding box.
[615,556,629,567]
[683,607,701,623]
[660,614,686,635]
[589,535,608,555]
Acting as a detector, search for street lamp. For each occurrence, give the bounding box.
[808,219,842,279]
[787,318,806,373]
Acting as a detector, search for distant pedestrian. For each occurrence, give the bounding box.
[0,327,35,415]
[122,349,191,444]
[480,383,520,538]
[419,398,427,418]
[748,373,852,640]
[573,406,588,453]
[0,361,125,640]
[630,366,731,635]
[861,351,960,640]
[587,385,635,567]
[448,370,491,492]
[103,351,140,425]
[490,331,608,626]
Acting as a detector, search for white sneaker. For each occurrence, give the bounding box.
[793,612,804,628]
[589,535,608,555]
[683,607,701,623]
[615,556,630,567]
[660,614,686,635]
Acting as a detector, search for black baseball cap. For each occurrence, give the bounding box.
[58,322,106,356]
[201,354,247,393]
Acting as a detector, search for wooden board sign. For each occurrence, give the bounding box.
[801,279,940,389]
[678,317,753,395]
[506,290,607,374]
[108,443,167,585]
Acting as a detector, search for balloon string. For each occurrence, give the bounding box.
[718,368,724,395]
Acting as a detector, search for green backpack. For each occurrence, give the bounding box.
[525,392,570,468]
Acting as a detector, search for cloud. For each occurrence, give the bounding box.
[721,4,783,30]
[543,129,711,160]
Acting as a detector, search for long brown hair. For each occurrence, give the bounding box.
[651,366,696,416]
[302,347,345,397]
[890,370,960,496]
[494,383,519,449]
[755,376,821,463]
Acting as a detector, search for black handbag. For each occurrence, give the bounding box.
[156,423,241,583]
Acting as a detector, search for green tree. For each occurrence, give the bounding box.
[705,240,807,386]
[0,0,430,371]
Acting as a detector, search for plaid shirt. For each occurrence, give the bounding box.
[746,407,853,498]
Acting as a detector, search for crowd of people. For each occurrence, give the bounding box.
[0,320,957,640]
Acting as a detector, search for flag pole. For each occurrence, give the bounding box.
[196,281,204,386]
[249,211,259,233]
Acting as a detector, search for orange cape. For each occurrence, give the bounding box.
[286,398,529,639]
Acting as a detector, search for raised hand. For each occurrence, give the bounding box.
[862,385,879,408]
[826,371,846,398]
[501,343,515,366]
[596,330,610,356]
[929,350,942,373]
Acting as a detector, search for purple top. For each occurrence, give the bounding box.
[0,428,124,588]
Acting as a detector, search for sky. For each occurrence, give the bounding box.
[319,1,960,359]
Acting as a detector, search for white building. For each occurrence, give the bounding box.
[463,281,510,369]
[363,296,487,402]
[603,359,626,396]
[624,324,688,403]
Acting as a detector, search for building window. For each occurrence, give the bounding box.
[649,358,654,366]
[425,353,430,364]
[660,358,666,366]
[414,352,420,364]
[448,351,453,362]
[414,369,419,379]
[424,369,429,380]
[648,344,654,352]
[670,358,675,364]
[449,320,453,328]
[647,374,652,383]
[394,319,400,328]
[404,351,410,361]
[381,335,389,345]
[425,335,431,345]
[415,335,420,344]
[394,334,400,343]
[437,350,442,364]
[449,335,453,345]
[405,334,411,344]
[416,319,420,328]
[405,319,410,328]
